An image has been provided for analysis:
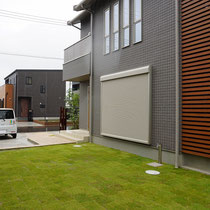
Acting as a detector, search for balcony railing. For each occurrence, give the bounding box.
[64,34,91,64]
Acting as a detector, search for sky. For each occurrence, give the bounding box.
[0,0,81,85]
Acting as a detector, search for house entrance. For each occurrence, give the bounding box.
[19,97,31,118]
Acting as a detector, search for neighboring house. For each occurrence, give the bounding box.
[63,0,210,173]
[0,84,14,108]
[5,69,65,120]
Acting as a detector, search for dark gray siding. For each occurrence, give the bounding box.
[11,70,65,118]
[81,15,90,39]
[91,0,176,151]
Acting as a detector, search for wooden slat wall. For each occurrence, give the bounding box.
[181,0,210,158]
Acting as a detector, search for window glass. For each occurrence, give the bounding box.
[123,0,129,27]
[105,37,110,54]
[40,85,46,93]
[134,0,141,22]
[114,32,119,51]
[135,22,142,43]
[105,9,110,36]
[113,2,119,51]
[113,3,119,32]
[26,77,32,85]
[123,0,130,47]
[0,110,14,119]
[134,0,142,43]
[123,27,130,47]
[40,104,45,108]
[104,8,110,54]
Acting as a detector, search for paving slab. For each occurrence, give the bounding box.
[147,162,163,167]
[25,132,76,146]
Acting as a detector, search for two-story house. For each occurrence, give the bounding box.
[5,69,65,120]
[63,0,210,173]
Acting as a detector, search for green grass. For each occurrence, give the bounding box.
[0,144,209,210]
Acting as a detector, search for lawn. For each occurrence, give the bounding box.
[0,144,209,209]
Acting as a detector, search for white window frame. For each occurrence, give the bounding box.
[122,0,130,48]
[112,1,120,51]
[133,0,142,44]
[104,7,110,55]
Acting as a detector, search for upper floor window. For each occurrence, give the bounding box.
[40,85,46,93]
[26,77,32,85]
[133,0,142,43]
[122,0,130,47]
[104,8,110,54]
[113,2,119,51]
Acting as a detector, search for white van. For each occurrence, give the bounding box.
[0,108,17,138]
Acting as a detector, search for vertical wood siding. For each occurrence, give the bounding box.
[181,0,210,158]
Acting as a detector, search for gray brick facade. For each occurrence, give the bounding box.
[90,0,176,151]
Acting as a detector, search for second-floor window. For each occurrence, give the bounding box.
[123,0,130,47]
[26,77,32,85]
[103,0,142,54]
[40,85,46,93]
[113,2,119,51]
[104,8,110,54]
[134,0,142,43]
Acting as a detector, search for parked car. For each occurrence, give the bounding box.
[0,108,17,138]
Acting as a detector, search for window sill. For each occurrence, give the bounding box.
[112,48,120,53]
[122,44,130,49]
[104,52,110,56]
[133,40,142,45]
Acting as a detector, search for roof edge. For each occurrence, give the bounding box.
[73,0,95,11]
[67,10,89,25]
[4,69,63,80]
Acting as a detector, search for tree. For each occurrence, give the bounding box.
[65,88,79,129]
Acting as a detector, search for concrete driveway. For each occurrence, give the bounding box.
[0,133,34,149]
[0,132,76,150]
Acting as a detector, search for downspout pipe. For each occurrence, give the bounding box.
[90,12,93,143]
[69,4,94,143]
[175,0,180,168]
[80,5,94,143]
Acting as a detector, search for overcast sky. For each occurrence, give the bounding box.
[0,0,81,85]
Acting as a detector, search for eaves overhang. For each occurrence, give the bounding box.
[67,10,89,26]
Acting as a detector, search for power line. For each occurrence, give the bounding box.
[0,12,66,24]
[0,9,67,22]
[0,52,63,60]
[0,14,67,26]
